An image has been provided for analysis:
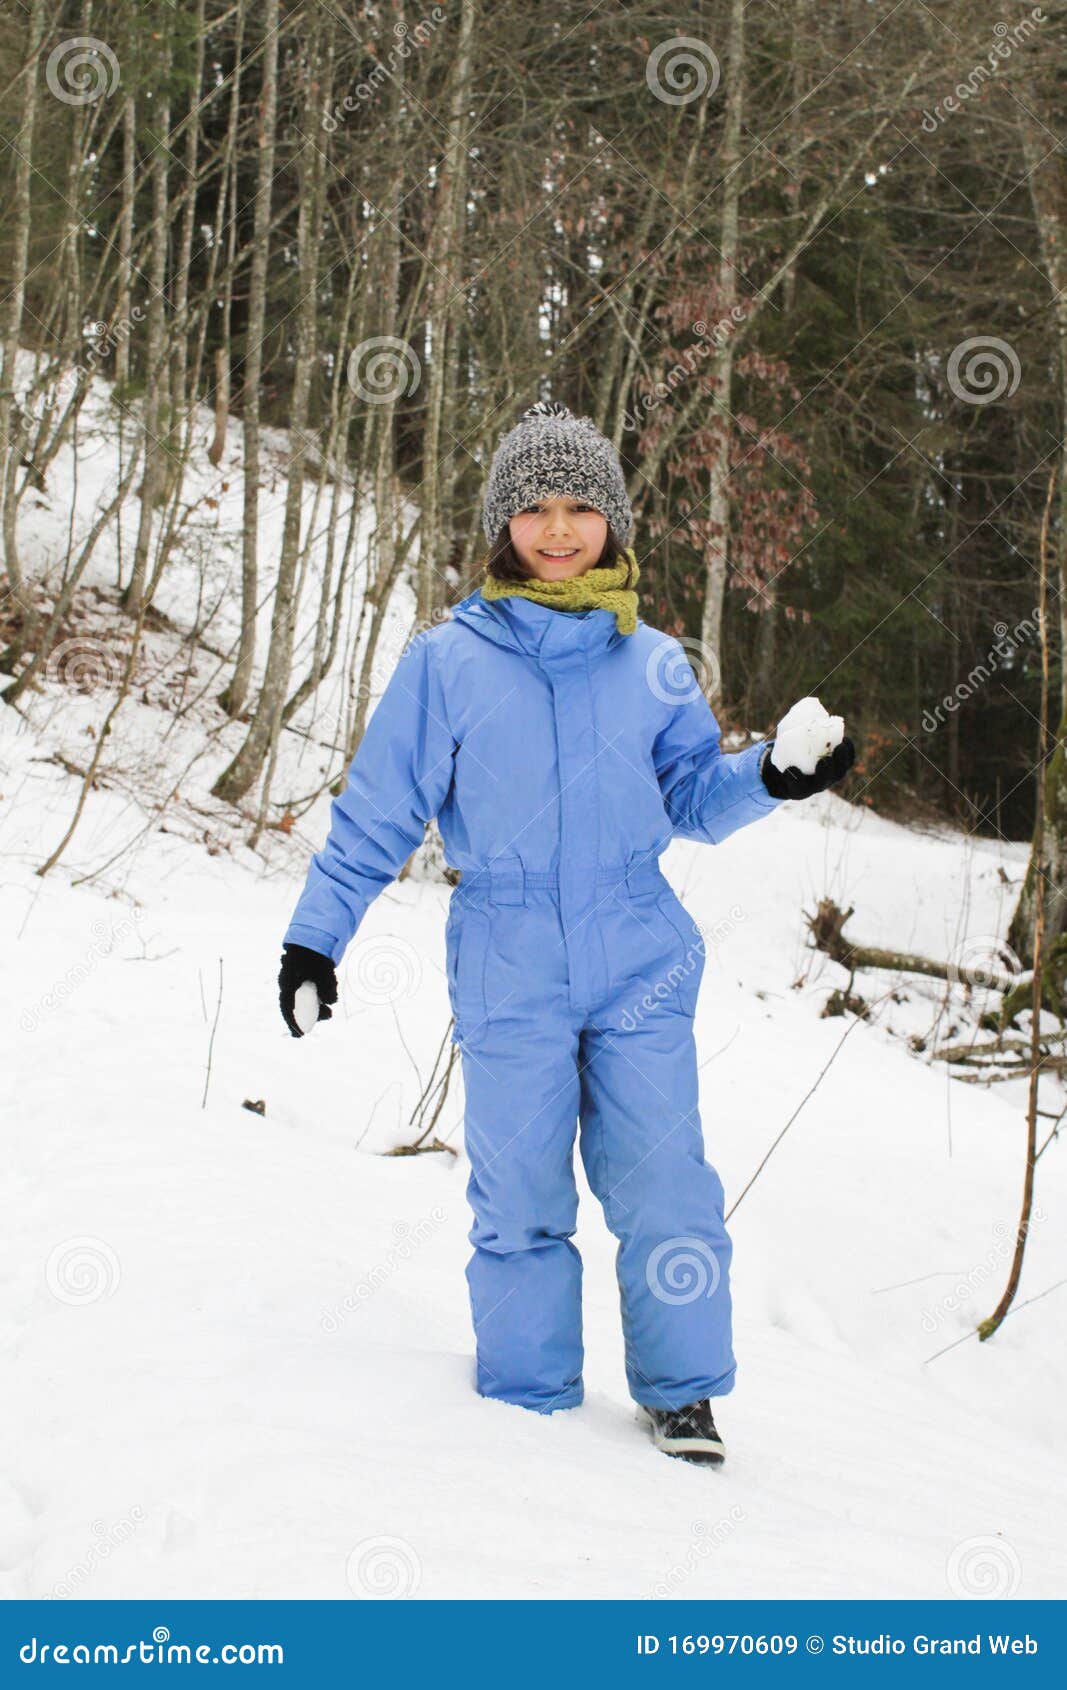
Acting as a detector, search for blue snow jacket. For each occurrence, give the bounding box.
[283,591,784,992]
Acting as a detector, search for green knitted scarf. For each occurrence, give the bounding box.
[480,548,641,636]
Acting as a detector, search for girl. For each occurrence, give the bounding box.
[278,400,854,1466]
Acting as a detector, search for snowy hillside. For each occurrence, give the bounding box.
[2,359,1065,1600]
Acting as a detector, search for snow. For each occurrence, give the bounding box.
[770,695,845,775]
[293,980,321,1036]
[4,724,1064,1600]
[2,352,1065,1601]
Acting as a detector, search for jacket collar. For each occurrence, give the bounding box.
[450,590,629,660]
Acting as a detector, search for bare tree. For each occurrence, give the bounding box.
[213,17,332,804]
[219,0,280,718]
[0,0,47,653]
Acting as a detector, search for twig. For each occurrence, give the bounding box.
[201,956,224,1110]
[925,1276,1067,1364]
[1036,1120,1062,1161]
[725,994,890,1221]
[401,1019,460,1154]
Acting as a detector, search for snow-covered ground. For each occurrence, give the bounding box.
[3,705,1064,1600]
[2,353,1065,1600]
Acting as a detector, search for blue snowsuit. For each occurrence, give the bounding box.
[284,590,784,1413]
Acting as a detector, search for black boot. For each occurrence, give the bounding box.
[638,1398,726,1465]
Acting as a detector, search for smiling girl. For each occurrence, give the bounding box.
[279,399,854,1465]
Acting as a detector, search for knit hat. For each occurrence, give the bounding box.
[481,400,633,547]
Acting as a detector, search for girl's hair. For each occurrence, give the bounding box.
[482,518,634,586]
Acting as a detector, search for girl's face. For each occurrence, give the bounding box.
[508,496,609,581]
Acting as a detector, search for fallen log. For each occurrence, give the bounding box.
[807,898,1028,993]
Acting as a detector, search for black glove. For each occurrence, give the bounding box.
[760,736,856,801]
[278,943,338,1037]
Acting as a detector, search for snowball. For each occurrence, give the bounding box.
[771,696,845,775]
[294,980,321,1035]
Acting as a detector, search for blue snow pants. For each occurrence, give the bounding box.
[445,854,733,1415]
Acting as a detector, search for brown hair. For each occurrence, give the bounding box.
[481,520,635,587]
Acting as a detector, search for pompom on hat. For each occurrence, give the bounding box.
[481,399,633,547]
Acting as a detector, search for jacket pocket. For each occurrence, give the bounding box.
[654,888,706,1016]
[445,899,491,1050]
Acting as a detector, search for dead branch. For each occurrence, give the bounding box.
[807,897,1027,992]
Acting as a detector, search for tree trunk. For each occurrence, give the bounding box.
[220,0,279,718]
[213,24,327,804]
[113,96,136,392]
[699,0,744,706]
[123,58,171,615]
[0,0,46,652]
[169,0,205,446]
[198,0,245,470]
[1010,99,1067,964]
[417,0,474,622]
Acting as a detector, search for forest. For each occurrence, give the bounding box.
[1,2,1063,849]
